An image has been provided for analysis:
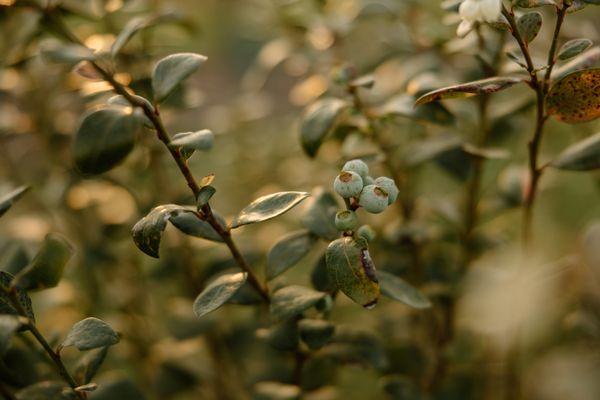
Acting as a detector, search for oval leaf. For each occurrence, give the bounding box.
[517,11,542,44]
[377,270,431,309]
[415,76,523,106]
[230,192,310,229]
[546,68,600,123]
[61,317,120,351]
[169,210,225,243]
[325,237,380,309]
[381,94,455,126]
[300,98,349,158]
[193,272,247,318]
[558,38,593,61]
[270,285,328,321]
[0,186,29,218]
[74,108,141,175]
[298,318,335,350]
[13,233,74,291]
[170,129,214,152]
[131,204,191,258]
[550,131,600,171]
[267,230,317,280]
[152,53,207,102]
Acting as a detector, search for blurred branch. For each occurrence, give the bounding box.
[24,2,270,303]
[0,284,85,399]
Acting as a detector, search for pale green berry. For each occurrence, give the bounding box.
[364,176,375,185]
[357,225,376,242]
[334,171,363,198]
[359,185,389,214]
[374,176,398,205]
[335,210,358,231]
[342,159,369,180]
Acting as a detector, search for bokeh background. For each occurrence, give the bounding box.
[0,0,599,399]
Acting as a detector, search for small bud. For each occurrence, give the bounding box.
[357,225,376,242]
[359,185,389,214]
[335,210,358,231]
[342,159,369,181]
[334,171,363,198]
[364,176,375,185]
[374,177,399,205]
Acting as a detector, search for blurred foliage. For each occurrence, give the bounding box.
[0,0,599,399]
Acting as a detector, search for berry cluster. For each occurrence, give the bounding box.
[333,159,398,235]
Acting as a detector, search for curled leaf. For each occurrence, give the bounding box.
[415,77,523,106]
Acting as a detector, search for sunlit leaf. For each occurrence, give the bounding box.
[415,77,523,106]
[169,130,214,152]
[230,192,310,229]
[193,272,247,318]
[152,53,207,102]
[61,318,119,351]
[546,68,600,123]
[550,132,600,171]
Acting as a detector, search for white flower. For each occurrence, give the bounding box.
[457,0,501,37]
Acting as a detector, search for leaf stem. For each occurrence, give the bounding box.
[33,4,270,302]
[0,285,84,398]
[501,3,568,249]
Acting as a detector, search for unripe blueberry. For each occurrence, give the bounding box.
[357,225,376,242]
[342,159,369,181]
[335,210,358,231]
[334,171,363,198]
[359,185,389,214]
[364,176,375,186]
[374,176,399,205]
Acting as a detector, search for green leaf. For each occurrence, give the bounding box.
[558,38,593,61]
[40,41,95,65]
[550,132,600,171]
[517,11,542,44]
[311,254,335,293]
[169,130,214,152]
[381,93,455,126]
[256,319,299,351]
[74,346,108,385]
[301,188,339,241]
[0,315,21,355]
[0,271,35,321]
[267,230,317,280]
[152,53,207,102]
[230,192,310,229]
[377,270,431,309]
[132,204,200,258]
[270,285,328,321]
[15,381,70,400]
[192,272,247,318]
[326,237,380,309]
[0,186,29,218]
[300,98,349,157]
[74,108,142,175]
[196,185,216,209]
[0,242,30,275]
[13,233,74,291]
[552,46,600,80]
[111,13,182,57]
[61,317,119,351]
[80,378,144,400]
[298,318,335,350]
[546,68,600,123]
[415,77,523,106]
[319,326,388,369]
[169,210,225,243]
